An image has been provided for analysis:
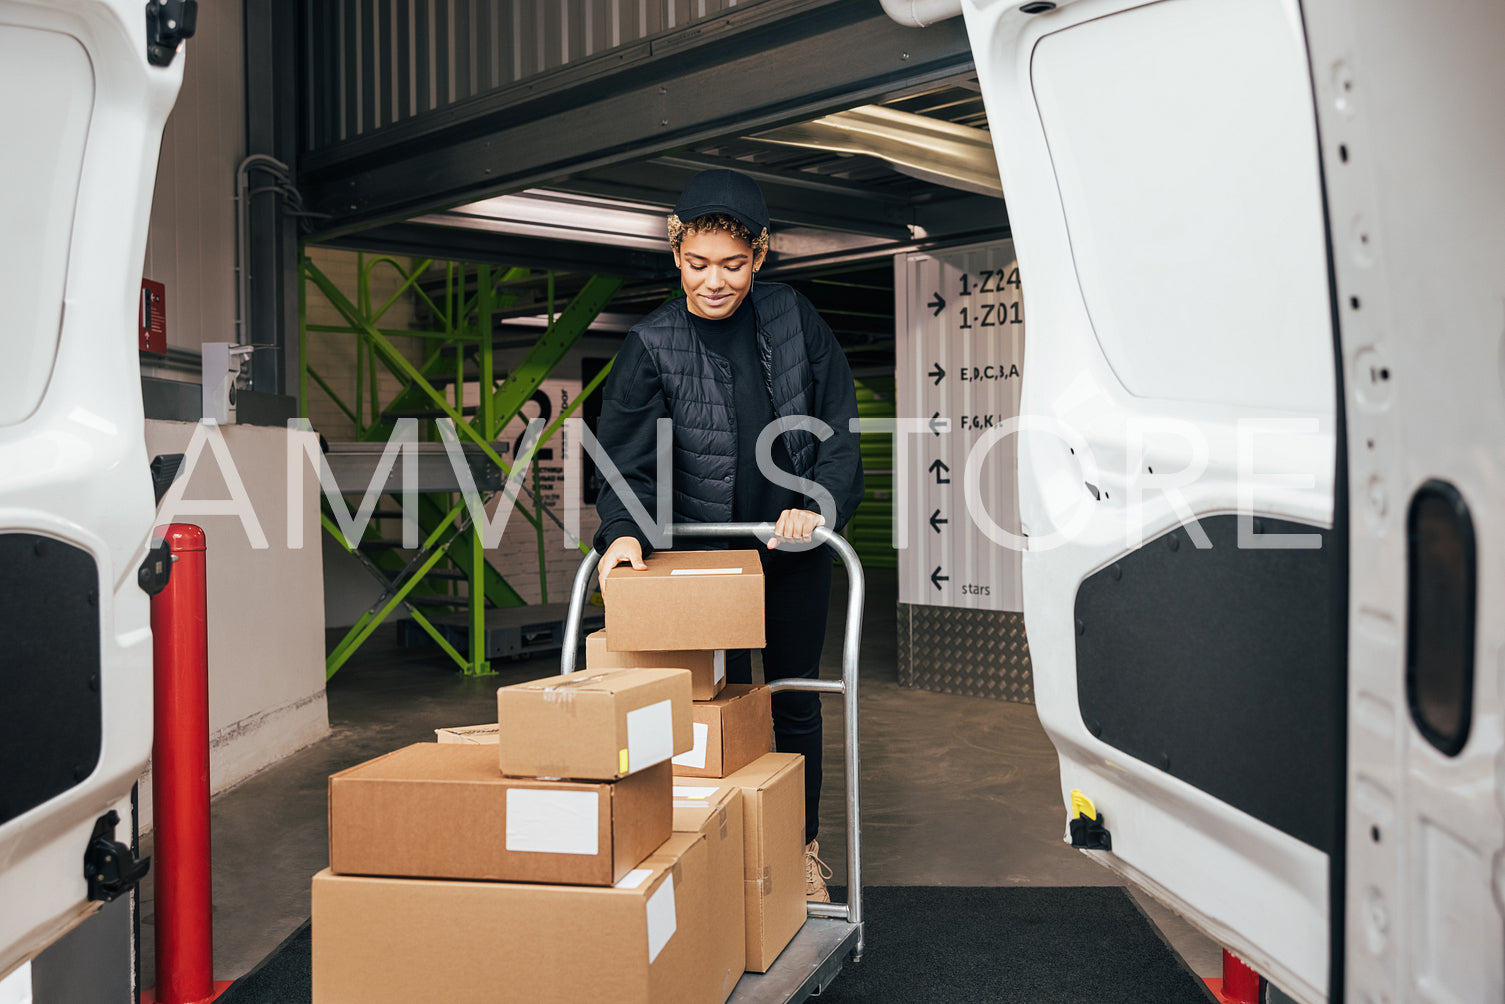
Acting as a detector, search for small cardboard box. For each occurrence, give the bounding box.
[497,667,693,780]
[434,723,499,744]
[671,783,746,998]
[723,753,807,972]
[671,685,773,779]
[329,744,671,886]
[313,831,723,1004]
[603,550,765,652]
[586,630,727,701]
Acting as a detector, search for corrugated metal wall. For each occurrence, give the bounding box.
[304,0,764,151]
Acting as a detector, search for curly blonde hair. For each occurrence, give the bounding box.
[667,212,771,257]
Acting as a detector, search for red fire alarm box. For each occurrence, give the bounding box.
[140,279,166,354]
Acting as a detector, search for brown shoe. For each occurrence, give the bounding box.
[805,840,832,902]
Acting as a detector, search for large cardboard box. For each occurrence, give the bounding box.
[603,550,765,651]
[671,783,746,998]
[497,667,693,780]
[434,723,499,744]
[586,629,726,701]
[313,831,724,1004]
[329,744,671,886]
[723,753,807,972]
[671,685,773,779]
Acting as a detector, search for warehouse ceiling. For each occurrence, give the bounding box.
[322,78,1007,366]
[269,1,999,384]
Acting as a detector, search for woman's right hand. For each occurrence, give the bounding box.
[598,535,647,592]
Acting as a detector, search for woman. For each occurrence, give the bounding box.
[592,168,863,901]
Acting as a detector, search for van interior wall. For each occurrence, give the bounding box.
[139,0,245,376]
[140,421,329,829]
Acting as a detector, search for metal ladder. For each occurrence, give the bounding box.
[560,522,865,1002]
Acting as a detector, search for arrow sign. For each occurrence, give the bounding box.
[929,458,950,485]
[929,412,949,436]
[930,509,948,534]
[928,291,946,316]
[929,362,946,385]
[931,566,949,591]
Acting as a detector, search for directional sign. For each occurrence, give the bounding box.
[897,240,1026,611]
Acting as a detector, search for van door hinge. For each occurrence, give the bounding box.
[83,811,150,902]
[145,0,198,67]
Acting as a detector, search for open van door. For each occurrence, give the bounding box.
[956,0,1504,1000]
[1300,3,1505,1003]
[0,0,183,979]
[961,1,1343,999]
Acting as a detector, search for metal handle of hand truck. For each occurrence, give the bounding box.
[559,522,864,938]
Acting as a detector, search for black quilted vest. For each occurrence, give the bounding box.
[633,282,818,524]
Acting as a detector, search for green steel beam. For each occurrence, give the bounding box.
[362,256,435,324]
[305,365,358,425]
[304,262,518,480]
[469,514,490,676]
[326,504,465,676]
[406,605,470,672]
[318,506,471,676]
[488,274,622,432]
[417,494,526,608]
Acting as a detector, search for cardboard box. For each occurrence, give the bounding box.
[497,667,693,780]
[329,744,671,886]
[671,685,773,779]
[434,723,499,744]
[313,831,725,1004]
[586,630,726,701]
[671,783,746,996]
[723,753,807,972]
[603,550,765,652]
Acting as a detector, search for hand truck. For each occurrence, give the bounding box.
[560,522,865,1002]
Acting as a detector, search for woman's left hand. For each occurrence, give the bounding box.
[768,508,826,548]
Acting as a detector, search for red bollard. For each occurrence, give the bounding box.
[1205,948,1261,1004]
[145,524,229,1004]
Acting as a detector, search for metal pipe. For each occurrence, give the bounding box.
[559,547,601,675]
[769,679,844,694]
[805,903,851,921]
[560,523,866,951]
[879,0,963,28]
[233,154,291,348]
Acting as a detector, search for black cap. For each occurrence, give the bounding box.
[673,169,770,235]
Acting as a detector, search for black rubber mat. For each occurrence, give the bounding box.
[815,886,1214,1003]
[215,920,311,1004]
[218,886,1212,1004]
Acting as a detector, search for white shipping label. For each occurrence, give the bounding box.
[645,877,677,963]
[713,650,726,683]
[505,789,600,855]
[626,699,674,771]
[615,868,653,890]
[672,786,719,799]
[671,722,709,770]
[668,567,741,576]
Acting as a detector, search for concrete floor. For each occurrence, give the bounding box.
[139,565,1221,985]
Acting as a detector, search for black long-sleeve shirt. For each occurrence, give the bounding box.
[592,293,863,556]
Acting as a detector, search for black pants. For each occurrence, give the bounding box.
[724,545,831,845]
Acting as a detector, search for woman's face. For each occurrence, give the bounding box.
[674,228,765,320]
